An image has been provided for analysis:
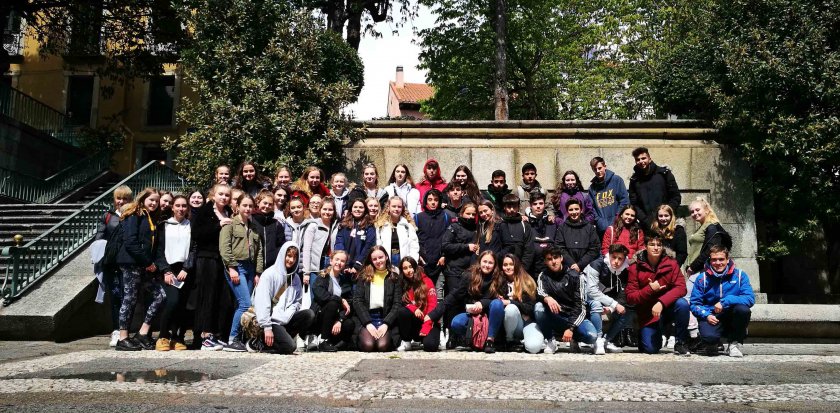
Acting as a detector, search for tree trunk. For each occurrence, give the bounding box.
[824,222,840,294]
[346,10,363,51]
[492,0,508,121]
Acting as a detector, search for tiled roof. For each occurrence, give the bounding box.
[390,81,434,104]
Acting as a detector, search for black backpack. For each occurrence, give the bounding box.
[102,214,124,266]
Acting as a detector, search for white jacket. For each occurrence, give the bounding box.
[385,182,421,218]
[376,217,419,260]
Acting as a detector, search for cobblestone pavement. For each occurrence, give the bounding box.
[1,340,840,409]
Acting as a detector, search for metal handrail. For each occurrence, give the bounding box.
[1,160,186,305]
[0,82,78,147]
[0,150,111,203]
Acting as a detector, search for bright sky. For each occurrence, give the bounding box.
[345,6,437,121]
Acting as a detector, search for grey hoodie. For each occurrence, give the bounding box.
[254,241,303,328]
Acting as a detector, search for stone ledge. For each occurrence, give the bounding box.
[750,304,840,338]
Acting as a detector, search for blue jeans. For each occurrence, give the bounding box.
[390,253,401,268]
[533,302,598,344]
[639,298,690,354]
[588,299,634,342]
[226,261,256,340]
[450,299,505,340]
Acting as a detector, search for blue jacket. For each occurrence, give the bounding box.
[415,205,452,278]
[690,259,755,319]
[589,170,629,234]
[334,223,376,271]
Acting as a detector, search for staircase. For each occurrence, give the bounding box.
[0,203,87,273]
[79,174,122,204]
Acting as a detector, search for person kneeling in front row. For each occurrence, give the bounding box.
[532,245,598,354]
[252,242,314,354]
[582,243,635,355]
[690,245,755,357]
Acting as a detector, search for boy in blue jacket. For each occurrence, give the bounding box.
[690,245,755,357]
[588,157,629,236]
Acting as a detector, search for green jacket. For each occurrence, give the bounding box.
[220,215,264,273]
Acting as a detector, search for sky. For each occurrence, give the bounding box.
[345,6,437,121]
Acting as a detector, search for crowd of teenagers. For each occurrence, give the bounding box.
[93,147,755,358]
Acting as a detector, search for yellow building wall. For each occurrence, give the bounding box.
[7,26,194,176]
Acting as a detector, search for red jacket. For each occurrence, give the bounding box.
[404,275,438,336]
[626,250,686,327]
[601,225,645,257]
[291,182,330,206]
[415,159,447,205]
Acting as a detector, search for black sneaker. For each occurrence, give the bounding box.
[134,333,155,350]
[115,337,142,351]
[504,341,523,353]
[689,336,704,353]
[224,338,247,352]
[483,339,496,354]
[446,336,458,350]
[706,342,720,356]
[318,341,338,352]
[674,340,690,355]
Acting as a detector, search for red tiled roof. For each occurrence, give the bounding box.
[390,81,434,104]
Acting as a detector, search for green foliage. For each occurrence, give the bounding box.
[652,0,840,264]
[165,0,364,188]
[76,115,127,153]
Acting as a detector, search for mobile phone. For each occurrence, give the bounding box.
[170,278,184,289]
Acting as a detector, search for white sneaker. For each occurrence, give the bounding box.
[728,342,744,358]
[594,337,606,355]
[109,330,120,347]
[605,341,623,353]
[579,342,593,350]
[440,331,448,350]
[544,338,558,354]
[569,340,581,353]
[667,336,676,349]
[397,340,412,352]
[295,336,305,350]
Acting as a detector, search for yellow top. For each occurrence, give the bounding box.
[372,269,388,286]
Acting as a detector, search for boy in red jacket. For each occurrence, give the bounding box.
[626,233,691,355]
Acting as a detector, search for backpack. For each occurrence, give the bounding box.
[464,313,489,350]
[240,275,290,339]
[102,215,124,266]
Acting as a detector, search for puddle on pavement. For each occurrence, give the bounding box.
[59,370,212,383]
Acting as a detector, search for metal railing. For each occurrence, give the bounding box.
[0,83,79,147]
[2,30,24,56]
[1,160,186,305]
[0,150,111,204]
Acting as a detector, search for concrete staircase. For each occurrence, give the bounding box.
[0,204,86,271]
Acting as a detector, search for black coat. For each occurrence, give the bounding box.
[664,224,688,267]
[481,184,511,213]
[250,211,287,269]
[628,162,682,228]
[555,219,600,270]
[688,222,730,273]
[428,270,496,321]
[117,211,156,267]
[499,282,537,318]
[498,214,536,271]
[440,219,478,278]
[529,212,557,278]
[352,272,402,328]
[478,221,503,257]
[154,221,197,274]
[535,265,586,331]
[191,201,233,256]
[415,205,452,278]
[95,209,121,241]
[311,272,353,318]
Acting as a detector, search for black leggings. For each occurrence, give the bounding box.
[314,300,354,344]
[396,306,441,352]
[268,310,315,354]
[158,263,193,340]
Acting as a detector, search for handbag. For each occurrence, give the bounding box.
[240,274,289,339]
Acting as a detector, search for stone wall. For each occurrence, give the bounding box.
[346,120,762,295]
[0,113,87,178]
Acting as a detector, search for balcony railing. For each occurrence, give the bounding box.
[1,160,186,305]
[0,82,79,147]
[0,150,111,204]
[2,30,23,56]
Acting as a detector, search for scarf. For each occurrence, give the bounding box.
[520,179,542,193]
[458,216,477,231]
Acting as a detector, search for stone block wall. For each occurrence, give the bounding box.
[346,120,761,294]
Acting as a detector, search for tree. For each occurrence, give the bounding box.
[653,0,840,292]
[417,0,662,120]
[3,0,185,97]
[166,0,364,187]
[310,0,418,50]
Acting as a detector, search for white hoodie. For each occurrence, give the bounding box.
[254,242,303,328]
[384,182,421,219]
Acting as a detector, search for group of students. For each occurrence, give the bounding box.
[94,147,755,357]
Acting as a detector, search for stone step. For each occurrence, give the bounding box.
[0,223,59,230]
[0,209,81,217]
[0,216,71,223]
[0,204,86,211]
[750,304,840,338]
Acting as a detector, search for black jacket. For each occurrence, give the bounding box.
[95,209,121,241]
[441,218,478,278]
[311,272,353,318]
[428,270,496,321]
[352,272,402,328]
[415,196,452,278]
[443,203,462,221]
[555,219,600,270]
[528,212,557,278]
[498,214,536,271]
[664,224,688,267]
[536,265,586,331]
[191,201,233,256]
[499,282,537,318]
[345,186,388,213]
[481,184,511,213]
[628,161,681,227]
[154,220,197,274]
[250,211,287,268]
[688,222,730,273]
[584,257,631,307]
[478,220,503,258]
[117,211,156,267]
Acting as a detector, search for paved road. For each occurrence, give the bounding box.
[1,338,839,412]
